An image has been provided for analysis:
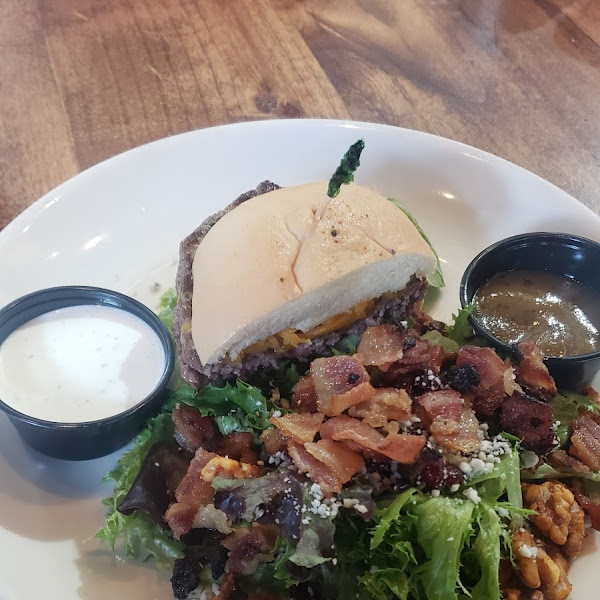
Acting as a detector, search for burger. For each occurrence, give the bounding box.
[172,173,439,388]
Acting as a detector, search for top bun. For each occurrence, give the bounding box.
[191,181,436,366]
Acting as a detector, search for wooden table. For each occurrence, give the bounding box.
[2,0,600,230]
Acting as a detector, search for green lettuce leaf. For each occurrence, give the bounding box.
[95,400,184,562]
[157,287,178,331]
[551,390,600,447]
[388,197,444,288]
[95,510,184,563]
[414,497,475,600]
[522,462,600,482]
[180,380,273,439]
[470,506,501,600]
[421,330,459,353]
[444,304,478,346]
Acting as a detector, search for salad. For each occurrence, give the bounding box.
[96,144,600,600]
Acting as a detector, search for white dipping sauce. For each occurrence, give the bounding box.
[0,304,166,423]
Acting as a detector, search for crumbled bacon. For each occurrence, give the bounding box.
[570,412,600,470]
[217,432,258,464]
[291,375,318,413]
[547,450,590,474]
[260,428,290,456]
[416,389,464,428]
[377,432,427,463]
[411,307,447,334]
[172,405,218,453]
[287,440,341,493]
[385,338,444,376]
[200,456,261,483]
[304,439,365,483]
[500,393,555,454]
[456,346,510,417]
[320,414,387,449]
[215,573,237,600]
[192,504,233,534]
[166,450,260,539]
[310,356,375,416]
[416,389,481,453]
[320,415,425,464]
[356,324,405,370]
[348,388,412,427]
[223,524,279,576]
[515,341,557,401]
[574,492,600,531]
[174,448,218,505]
[165,448,217,538]
[270,412,324,444]
[430,409,482,453]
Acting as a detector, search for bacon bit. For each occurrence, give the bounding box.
[223,524,279,576]
[217,432,258,464]
[415,389,481,453]
[377,432,427,463]
[174,447,217,504]
[411,307,447,334]
[260,428,290,456]
[320,414,386,447]
[327,382,377,416]
[215,573,237,600]
[575,493,600,531]
[164,501,200,540]
[172,405,218,452]
[456,346,510,417]
[192,503,233,534]
[310,356,375,416]
[320,415,425,464]
[291,375,318,413]
[287,440,342,493]
[570,412,600,470]
[165,447,217,538]
[515,341,557,400]
[416,389,464,428]
[547,450,590,474]
[270,412,324,444]
[430,409,482,453]
[356,324,405,370]
[200,456,261,483]
[500,393,555,454]
[304,439,365,483]
[349,388,412,427]
[502,367,522,397]
[386,339,444,375]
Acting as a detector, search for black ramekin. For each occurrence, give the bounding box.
[0,286,174,460]
[460,232,600,391]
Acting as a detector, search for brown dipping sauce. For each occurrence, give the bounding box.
[473,269,600,357]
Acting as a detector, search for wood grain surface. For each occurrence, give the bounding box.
[1,0,599,230]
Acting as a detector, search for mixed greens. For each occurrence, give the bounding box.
[95,301,599,600]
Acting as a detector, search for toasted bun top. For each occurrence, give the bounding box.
[191,182,436,365]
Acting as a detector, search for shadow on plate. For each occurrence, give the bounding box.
[75,538,173,600]
[0,412,120,541]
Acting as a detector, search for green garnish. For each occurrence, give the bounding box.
[327,139,366,198]
[388,197,445,288]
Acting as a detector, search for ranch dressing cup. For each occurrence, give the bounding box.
[0,286,174,460]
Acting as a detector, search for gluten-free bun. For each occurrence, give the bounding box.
[191,181,436,365]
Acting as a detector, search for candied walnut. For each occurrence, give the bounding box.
[522,481,585,557]
[511,530,572,600]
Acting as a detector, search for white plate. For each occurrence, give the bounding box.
[0,119,598,600]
